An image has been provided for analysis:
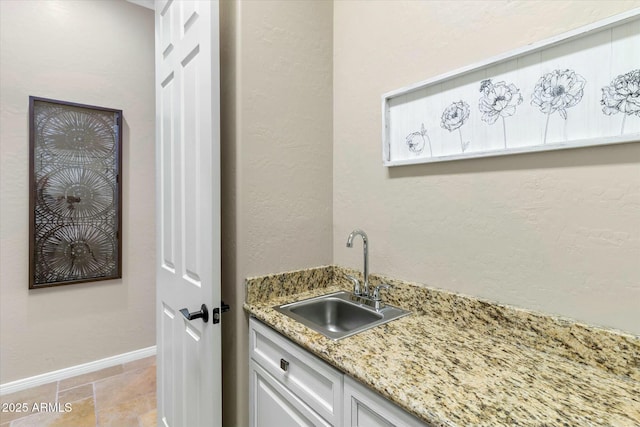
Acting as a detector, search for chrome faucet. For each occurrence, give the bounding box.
[346,229,369,296]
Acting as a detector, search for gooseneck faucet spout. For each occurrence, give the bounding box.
[346,229,369,296]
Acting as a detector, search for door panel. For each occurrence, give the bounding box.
[155,1,221,426]
[159,304,176,426]
[159,70,175,273]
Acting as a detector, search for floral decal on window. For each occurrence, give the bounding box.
[601,69,640,134]
[531,69,586,144]
[441,100,471,152]
[405,123,432,156]
[478,79,523,148]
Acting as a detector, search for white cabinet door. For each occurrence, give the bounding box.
[250,360,332,427]
[344,376,430,427]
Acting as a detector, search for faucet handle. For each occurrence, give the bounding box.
[372,283,392,301]
[345,274,362,296]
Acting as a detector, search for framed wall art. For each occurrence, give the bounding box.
[382,9,640,166]
[29,96,123,289]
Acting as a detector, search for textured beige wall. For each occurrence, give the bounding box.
[333,1,640,335]
[220,1,333,425]
[0,0,155,383]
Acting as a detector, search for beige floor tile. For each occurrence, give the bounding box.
[58,366,123,391]
[0,382,57,424]
[138,408,157,427]
[97,393,155,427]
[94,366,156,412]
[122,357,156,373]
[4,357,156,427]
[9,397,96,427]
[57,383,94,404]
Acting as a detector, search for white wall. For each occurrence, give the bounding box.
[220,0,334,425]
[0,0,155,383]
[333,1,640,335]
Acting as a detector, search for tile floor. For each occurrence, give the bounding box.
[0,356,156,427]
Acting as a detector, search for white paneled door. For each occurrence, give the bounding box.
[155,1,221,427]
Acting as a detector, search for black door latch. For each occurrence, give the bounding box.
[212,301,230,324]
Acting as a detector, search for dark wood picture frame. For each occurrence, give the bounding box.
[29,96,123,289]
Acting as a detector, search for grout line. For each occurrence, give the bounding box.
[93,381,98,427]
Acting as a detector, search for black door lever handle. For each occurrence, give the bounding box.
[179,304,209,323]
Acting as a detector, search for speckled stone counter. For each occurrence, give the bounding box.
[243,266,640,427]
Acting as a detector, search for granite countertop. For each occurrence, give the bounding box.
[243,266,640,427]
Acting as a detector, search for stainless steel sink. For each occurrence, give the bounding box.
[274,291,410,340]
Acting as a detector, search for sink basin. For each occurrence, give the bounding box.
[274,291,410,340]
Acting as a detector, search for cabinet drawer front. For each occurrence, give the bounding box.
[250,360,332,427]
[250,319,343,423]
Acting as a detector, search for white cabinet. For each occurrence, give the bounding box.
[249,318,431,427]
[249,319,343,427]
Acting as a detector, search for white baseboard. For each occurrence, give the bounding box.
[0,346,156,396]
